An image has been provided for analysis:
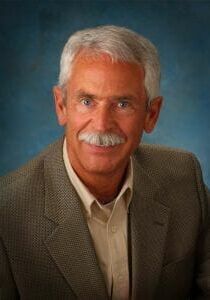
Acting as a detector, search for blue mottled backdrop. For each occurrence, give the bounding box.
[0,0,210,187]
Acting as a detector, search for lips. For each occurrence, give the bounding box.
[83,140,116,147]
[82,141,121,154]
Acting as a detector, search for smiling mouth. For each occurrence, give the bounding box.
[84,141,120,148]
[82,142,122,154]
[84,141,117,148]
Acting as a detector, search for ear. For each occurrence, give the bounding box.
[144,96,163,133]
[53,86,67,126]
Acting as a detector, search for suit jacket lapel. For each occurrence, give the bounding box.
[130,154,170,300]
[43,139,109,300]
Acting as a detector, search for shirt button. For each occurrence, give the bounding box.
[111,225,117,233]
[118,274,123,281]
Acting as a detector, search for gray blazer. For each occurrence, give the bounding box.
[0,138,210,300]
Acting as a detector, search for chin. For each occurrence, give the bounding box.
[84,164,116,175]
[82,156,126,176]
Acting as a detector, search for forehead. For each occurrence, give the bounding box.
[68,53,145,94]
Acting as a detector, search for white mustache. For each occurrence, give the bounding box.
[78,132,125,147]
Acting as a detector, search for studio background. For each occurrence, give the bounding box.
[0,0,210,187]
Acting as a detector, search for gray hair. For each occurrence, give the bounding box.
[58,25,161,101]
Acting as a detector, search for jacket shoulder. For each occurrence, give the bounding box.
[134,143,208,219]
[134,143,204,192]
[136,142,196,158]
[134,143,199,171]
[0,138,63,209]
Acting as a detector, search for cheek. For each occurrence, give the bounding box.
[120,116,144,139]
[65,110,89,136]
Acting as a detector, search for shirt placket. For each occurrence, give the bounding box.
[108,201,129,300]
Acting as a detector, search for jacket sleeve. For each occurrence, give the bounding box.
[192,154,210,299]
[0,238,19,299]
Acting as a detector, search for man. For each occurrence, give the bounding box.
[0,25,210,300]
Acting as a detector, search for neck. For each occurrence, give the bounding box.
[80,170,127,205]
[71,163,128,205]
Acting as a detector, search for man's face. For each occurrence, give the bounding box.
[54,53,162,178]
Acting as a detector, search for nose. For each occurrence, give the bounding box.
[92,105,115,132]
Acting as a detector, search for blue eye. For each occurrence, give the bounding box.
[118,100,129,108]
[81,98,92,106]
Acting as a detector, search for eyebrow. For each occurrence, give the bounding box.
[74,90,95,99]
[74,89,137,101]
[110,95,136,101]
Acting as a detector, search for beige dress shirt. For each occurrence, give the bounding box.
[63,139,133,300]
